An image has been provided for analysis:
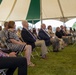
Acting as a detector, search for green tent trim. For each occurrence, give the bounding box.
[28,20,40,24]
[0,0,2,4]
[26,0,40,23]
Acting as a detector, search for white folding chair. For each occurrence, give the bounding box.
[31,47,40,59]
[0,69,6,75]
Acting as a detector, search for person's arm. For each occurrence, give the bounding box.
[8,30,26,45]
[10,39,26,45]
[38,31,50,40]
[0,50,16,57]
[10,39,21,44]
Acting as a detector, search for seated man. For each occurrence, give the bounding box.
[21,20,48,59]
[0,50,27,75]
[60,25,69,45]
[38,24,60,52]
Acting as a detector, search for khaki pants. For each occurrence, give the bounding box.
[50,37,60,51]
[59,39,65,49]
[35,40,48,56]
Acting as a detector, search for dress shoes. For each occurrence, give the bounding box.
[41,54,46,59]
[53,49,59,52]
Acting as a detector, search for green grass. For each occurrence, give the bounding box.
[14,45,76,75]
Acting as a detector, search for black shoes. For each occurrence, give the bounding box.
[53,49,59,52]
[40,54,47,59]
[42,55,46,59]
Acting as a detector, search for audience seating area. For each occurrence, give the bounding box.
[0,22,76,75]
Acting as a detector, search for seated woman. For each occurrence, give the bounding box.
[6,21,35,66]
[0,50,27,75]
[55,27,65,49]
[47,25,60,51]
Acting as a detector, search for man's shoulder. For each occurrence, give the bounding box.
[0,30,5,36]
[39,29,43,32]
[22,28,27,32]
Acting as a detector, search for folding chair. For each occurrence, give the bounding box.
[0,69,6,75]
[31,47,40,59]
[72,41,76,47]
[47,45,52,52]
[72,35,76,47]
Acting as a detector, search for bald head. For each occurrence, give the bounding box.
[22,20,28,28]
[41,24,46,29]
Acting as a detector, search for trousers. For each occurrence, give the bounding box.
[35,40,48,56]
[0,57,27,75]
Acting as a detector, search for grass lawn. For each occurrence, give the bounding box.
[14,45,76,75]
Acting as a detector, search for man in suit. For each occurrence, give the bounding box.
[38,24,60,52]
[21,20,48,59]
[0,50,27,75]
[60,25,69,45]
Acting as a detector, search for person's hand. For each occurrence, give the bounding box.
[8,52,16,57]
[22,42,26,45]
[19,41,26,45]
[20,42,26,45]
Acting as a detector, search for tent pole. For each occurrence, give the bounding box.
[32,20,34,28]
[40,0,42,25]
[58,0,64,18]
[58,0,66,26]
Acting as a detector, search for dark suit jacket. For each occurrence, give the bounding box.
[21,28,36,49]
[55,31,62,38]
[38,29,51,46]
[60,29,65,36]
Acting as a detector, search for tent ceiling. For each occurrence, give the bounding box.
[60,0,76,17]
[0,0,30,21]
[42,0,76,19]
[42,0,62,19]
[0,0,76,22]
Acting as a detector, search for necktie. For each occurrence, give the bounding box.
[28,30,36,40]
[44,30,50,37]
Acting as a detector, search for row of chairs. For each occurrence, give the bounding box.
[0,32,52,75]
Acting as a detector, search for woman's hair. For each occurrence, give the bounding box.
[8,21,15,28]
[4,22,8,27]
[47,25,52,29]
[0,26,2,31]
[56,27,60,31]
[32,28,36,33]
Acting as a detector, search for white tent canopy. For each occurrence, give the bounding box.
[0,0,76,22]
[0,0,30,21]
[42,0,76,19]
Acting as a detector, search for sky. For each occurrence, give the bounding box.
[0,18,76,30]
